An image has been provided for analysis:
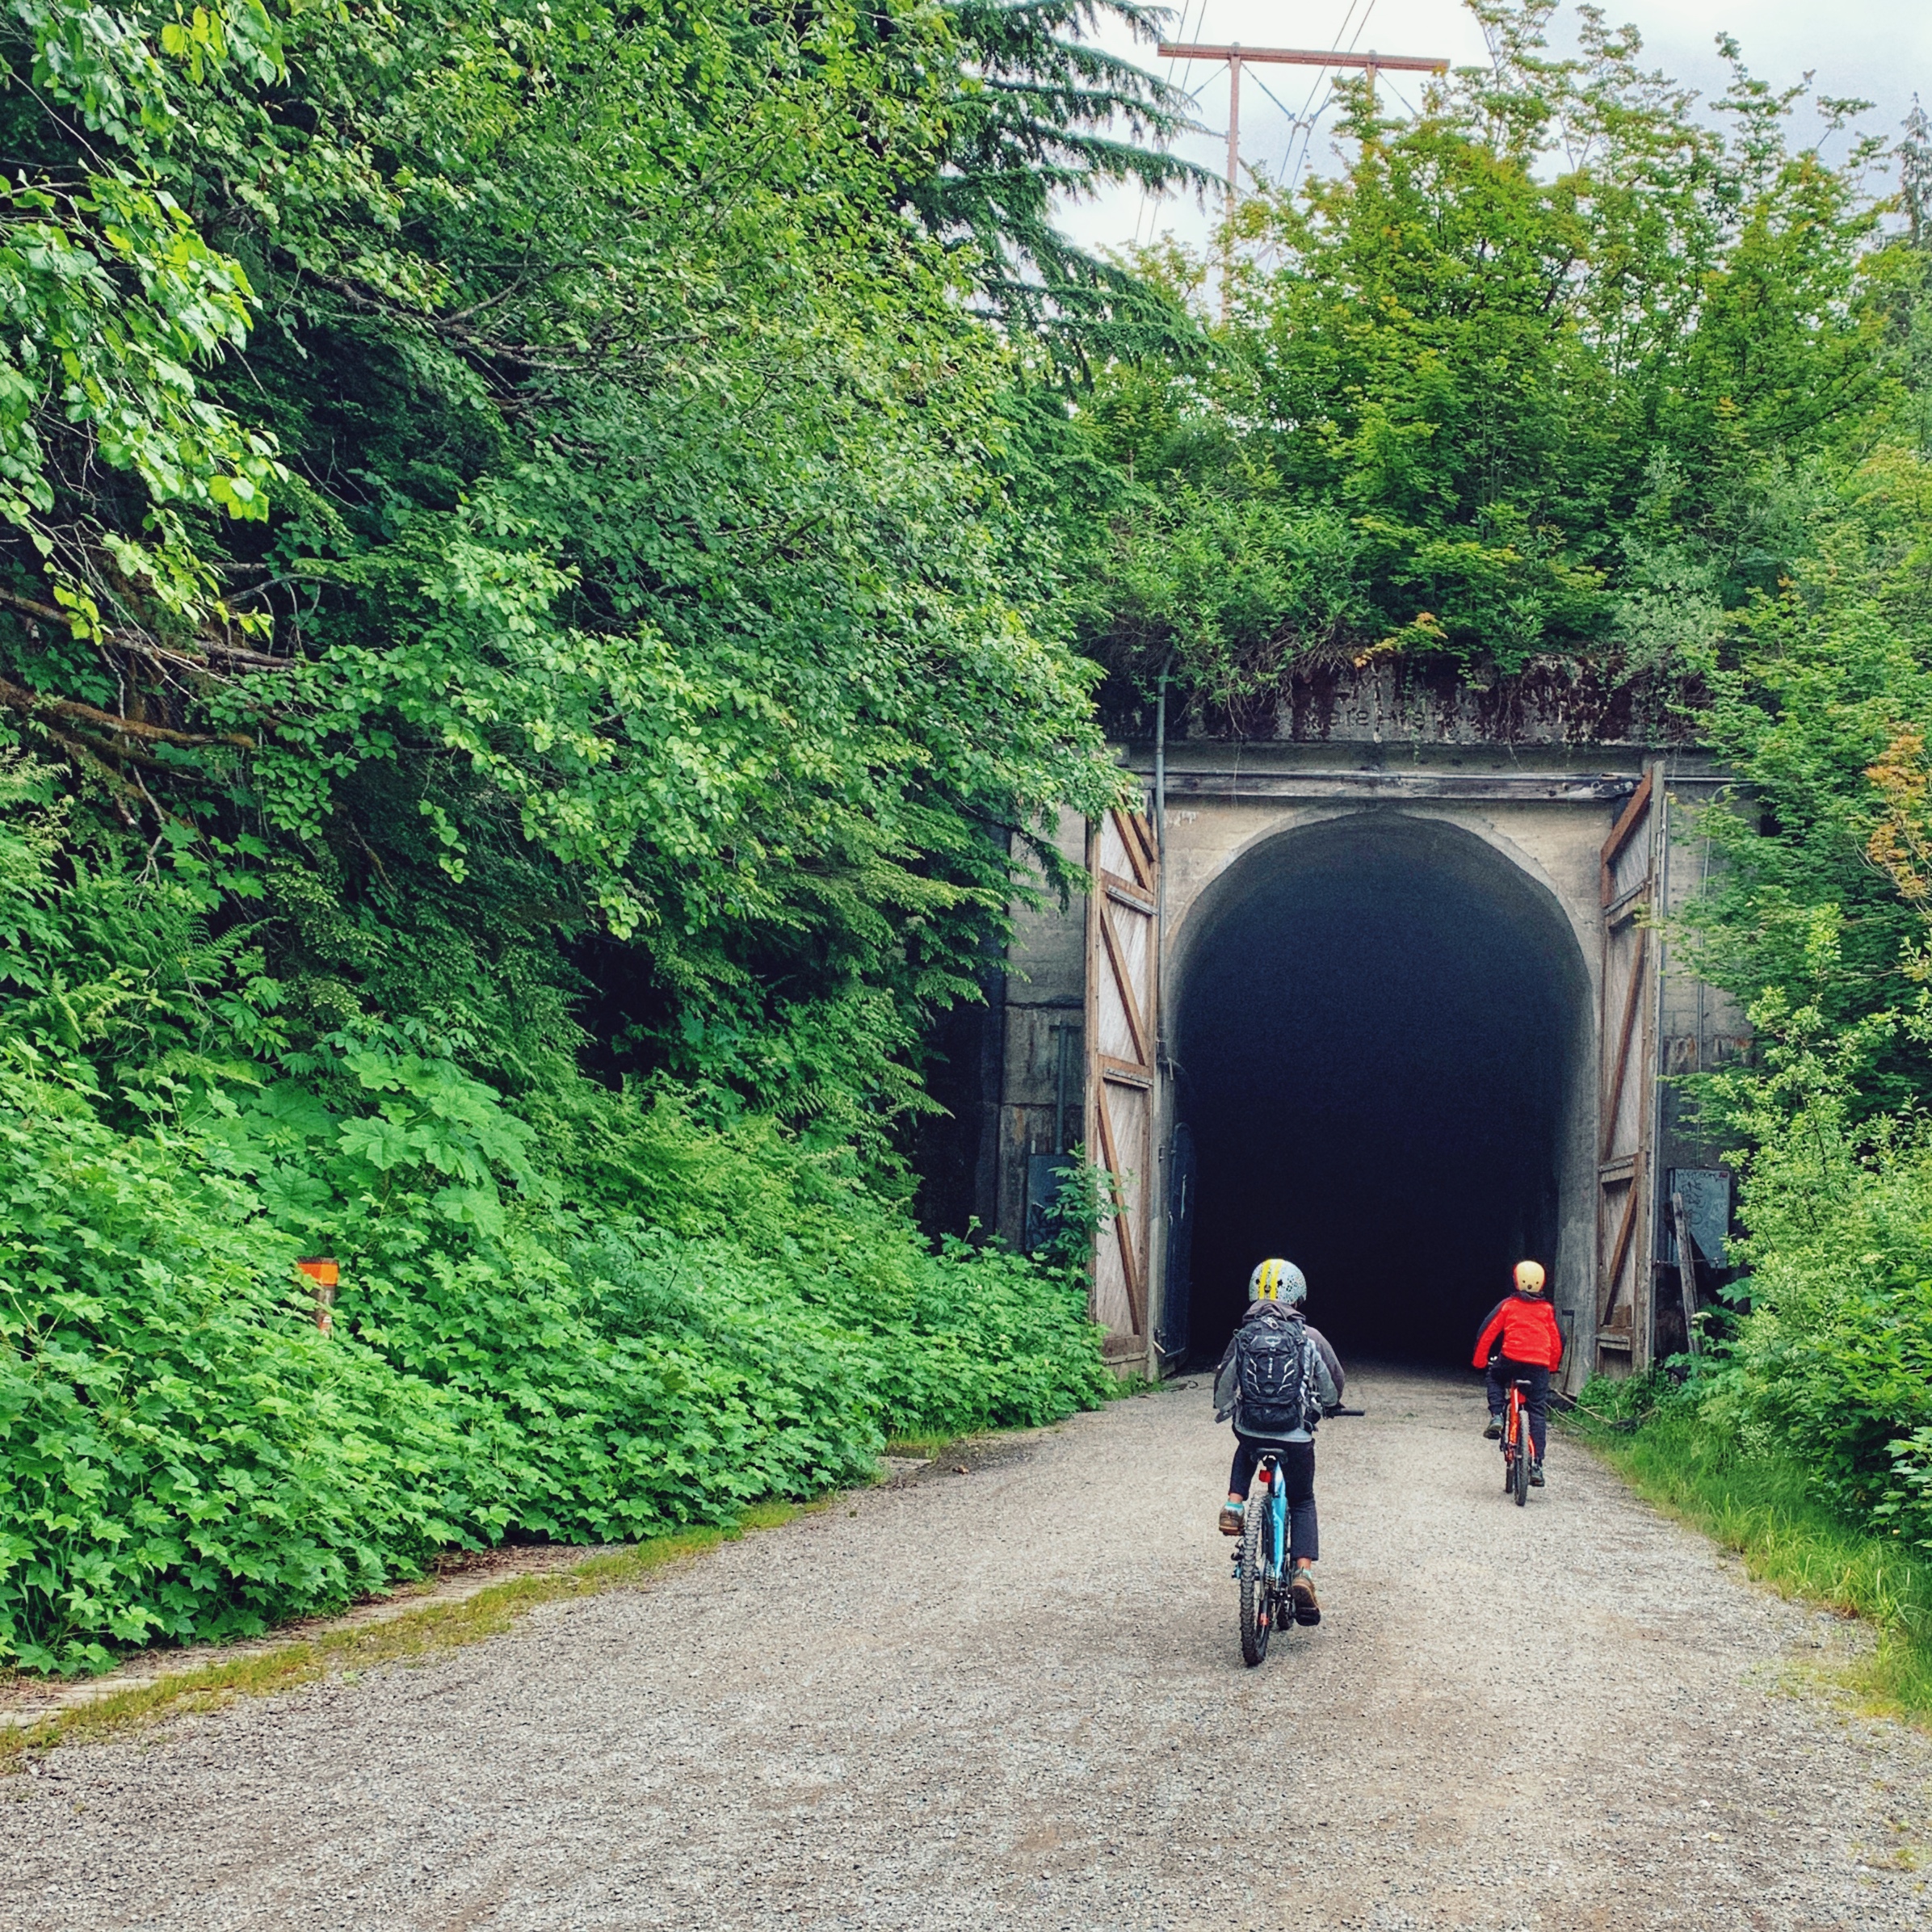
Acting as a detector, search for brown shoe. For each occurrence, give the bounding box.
[1290,1566,1321,1625]
[1218,1501,1245,1536]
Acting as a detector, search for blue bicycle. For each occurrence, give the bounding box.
[1232,1406,1363,1666]
[1234,1449,1292,1665]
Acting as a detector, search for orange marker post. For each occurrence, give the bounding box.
[296,1257,340,1336]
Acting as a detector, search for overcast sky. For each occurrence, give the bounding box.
[1058,0,1932,259]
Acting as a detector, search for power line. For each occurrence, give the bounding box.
[1287,0,1379,200]
[1381,74,1422,120]
[1135,0,1210,247]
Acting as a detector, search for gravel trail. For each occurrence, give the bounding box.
[8,1367,1932,1931]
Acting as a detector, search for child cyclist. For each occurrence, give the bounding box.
[1472,1260,1564,1486]
[1212,1259,1342,1624]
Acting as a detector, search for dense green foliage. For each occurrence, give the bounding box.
[901,0,1204,342]
[1670,460,1932,1562]
[0,0,1147,1129]
[0,765,1112,1673]
[0,0,1162,1674]
[15,0,1932,1674]
[1,1051,1110,1673]
[1632,80,1932,1556]
[1594,93,1932,1572]
[1014,1,1912,707]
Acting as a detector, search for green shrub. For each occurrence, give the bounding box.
[1573,1369,1680,1426]
[0,1052,1110,1676]
[1704,1098,1932,1552]
[0,778,1112,1676]
[0,1062,492,1674]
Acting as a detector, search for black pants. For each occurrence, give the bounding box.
[1486,1358,1550,1460]
[1228,1437,1318,1563]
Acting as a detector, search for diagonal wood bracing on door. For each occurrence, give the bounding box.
[1088,804,1158,1359]
[1596,766,1659,1370]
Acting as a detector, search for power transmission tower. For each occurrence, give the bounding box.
[1158,41,1451,316]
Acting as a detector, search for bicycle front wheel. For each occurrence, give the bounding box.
[1238,1494,1273,1667]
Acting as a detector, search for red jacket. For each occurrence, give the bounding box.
[1472,1292,1564,1371]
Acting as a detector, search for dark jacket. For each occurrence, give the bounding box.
[1212,1303,1343,1438]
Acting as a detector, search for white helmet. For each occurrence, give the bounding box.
[1248,1258,1307,1306]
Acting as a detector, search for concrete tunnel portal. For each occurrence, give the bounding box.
[1170,811,1594,1370]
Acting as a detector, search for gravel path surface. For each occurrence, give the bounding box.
[8,1367,1931,1931]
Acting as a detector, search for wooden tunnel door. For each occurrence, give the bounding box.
[1088,802,1159,1363]
[1596,766,1661,1373]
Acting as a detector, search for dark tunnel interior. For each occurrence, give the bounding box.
[1174,813,1586,1370]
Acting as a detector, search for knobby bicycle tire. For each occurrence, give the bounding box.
[1238,1483,1273,1667]
[1502,1406,1515,1493]
[1513,1409,1531,1506]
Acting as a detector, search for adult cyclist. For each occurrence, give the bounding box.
[1472,1259,1563,1487]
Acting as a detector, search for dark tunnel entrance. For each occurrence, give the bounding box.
[1172,812,1590,1369]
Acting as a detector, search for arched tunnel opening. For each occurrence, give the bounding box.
[1172,812,1590,1371]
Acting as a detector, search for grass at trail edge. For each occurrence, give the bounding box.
[0,1409,1091,1774]
[1567,1407,1932,1727]
[0,1506,800,1776]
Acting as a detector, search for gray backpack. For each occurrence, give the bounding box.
[1234,1314,1319,1437]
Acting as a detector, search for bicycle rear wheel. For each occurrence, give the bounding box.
[1502,1403,1516,1493]
[1238,1487,1274,1666]
[1512,1409,1531,1506]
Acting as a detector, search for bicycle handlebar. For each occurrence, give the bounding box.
[1323,1405,1365,1418]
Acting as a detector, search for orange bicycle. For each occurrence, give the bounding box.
[1500,1376,1533,1506]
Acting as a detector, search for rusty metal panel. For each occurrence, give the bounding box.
[1663,1166,1731,1268]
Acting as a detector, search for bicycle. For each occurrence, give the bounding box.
[1233,1447,1292,1666]
[1232,1406,1363,1666]
[1500,1376,1533,1506]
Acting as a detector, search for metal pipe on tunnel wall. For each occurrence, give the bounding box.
[1152,652,1173,1370]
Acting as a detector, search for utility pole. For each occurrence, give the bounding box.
[1157,42,1451,317]
[1224,44,1241,229]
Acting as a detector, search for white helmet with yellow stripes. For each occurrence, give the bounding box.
[1248,1258,1307,1306]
